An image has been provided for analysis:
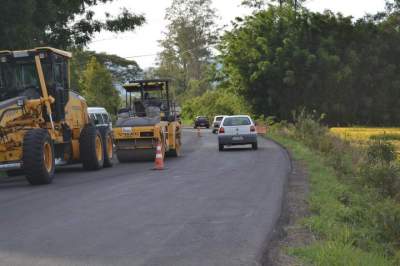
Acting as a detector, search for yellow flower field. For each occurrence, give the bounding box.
[330,127,400,151]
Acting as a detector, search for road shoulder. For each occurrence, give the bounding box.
[261,138,313,266]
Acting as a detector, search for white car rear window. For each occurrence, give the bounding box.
[216,116,224,121]
[223,117,251,126]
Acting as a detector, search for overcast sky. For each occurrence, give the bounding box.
[88,0,387,69]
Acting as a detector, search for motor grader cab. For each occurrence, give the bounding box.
[113,79,181,162]
[0,47,113,185]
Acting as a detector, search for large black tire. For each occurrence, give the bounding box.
[80,125,104,171]
[23,129,55,185]
[98,127,114,168]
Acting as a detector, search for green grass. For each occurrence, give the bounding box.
[269,132,395,266]
[181,118,193,127]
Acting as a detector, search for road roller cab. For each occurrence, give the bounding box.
[113,79,181,162]
[0,47,114,185]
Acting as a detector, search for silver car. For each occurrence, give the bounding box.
[212,115,226,134]
[218,115,258,151]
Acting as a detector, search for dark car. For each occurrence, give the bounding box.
[194,116,210,129]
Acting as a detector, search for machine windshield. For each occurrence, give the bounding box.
[0,59,50,101]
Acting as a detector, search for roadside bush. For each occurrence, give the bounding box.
[290,109,359,177]
[358,141,400,199]
[366,140,397,165]
[292,109,327,150]
[360,163,400,198]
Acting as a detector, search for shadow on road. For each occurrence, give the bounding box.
[0,176,30,189]
[0,165,96,189]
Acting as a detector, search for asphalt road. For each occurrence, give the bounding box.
[0,129,290,266]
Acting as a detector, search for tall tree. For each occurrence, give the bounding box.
[80,57,121,114]
[0,0,145,50]
[157,0,219,99]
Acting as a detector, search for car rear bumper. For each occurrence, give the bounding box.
[218,134,257,145]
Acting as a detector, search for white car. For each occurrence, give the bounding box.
[88,107,112,130]
[212,115,226,134]
[218,115,258,151]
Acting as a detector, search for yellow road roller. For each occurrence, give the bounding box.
[113,79,181,162]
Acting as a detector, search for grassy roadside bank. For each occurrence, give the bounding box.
[267,114,400,265]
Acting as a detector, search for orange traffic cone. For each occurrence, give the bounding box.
[154,142,164,170]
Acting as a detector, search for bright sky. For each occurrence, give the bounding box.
[88,0,387,69]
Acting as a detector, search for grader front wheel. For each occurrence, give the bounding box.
[23,129,55,185]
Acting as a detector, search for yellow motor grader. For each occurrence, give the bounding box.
[0,47,113,185]
[113,79,181,162]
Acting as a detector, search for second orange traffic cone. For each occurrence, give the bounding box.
[154,142,164,170]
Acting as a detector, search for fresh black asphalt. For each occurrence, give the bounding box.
[0,129,290,266]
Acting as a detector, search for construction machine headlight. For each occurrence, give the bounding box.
[0,56,7,63]
[17,99,24,107]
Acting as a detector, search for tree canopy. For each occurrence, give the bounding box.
[0,0,145,50]
[70,49,142,93]
[80,57,121,114]
[218,3,400,126]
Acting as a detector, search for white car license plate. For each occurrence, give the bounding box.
[232,136,244,141]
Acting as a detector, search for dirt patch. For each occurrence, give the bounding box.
[262,157,314,266]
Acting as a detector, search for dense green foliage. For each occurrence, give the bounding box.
[219,3,400,126]
[181,89,250,121]
[70,49,141,93]
[0,0,145,49]
[80,57,121,114]
[69,49,141,114]
[270,114,400,265]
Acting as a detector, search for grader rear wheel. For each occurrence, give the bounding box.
[80,125,104,170]
[23,129,55,185]
[99,127,114,168]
